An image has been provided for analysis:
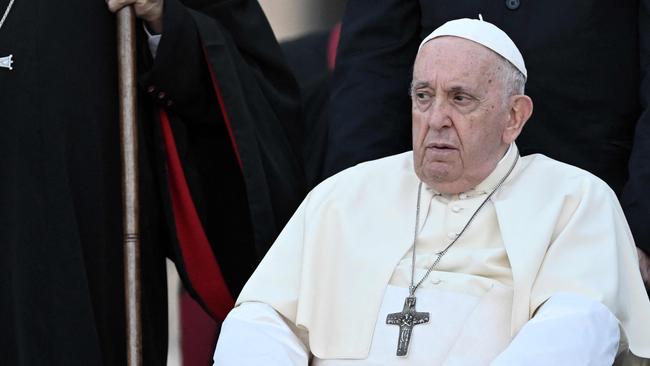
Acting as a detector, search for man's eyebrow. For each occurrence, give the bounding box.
[411,81,430,89]
[449,85,471,93]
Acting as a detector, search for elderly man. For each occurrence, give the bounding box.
[213,19,650,365]
[325,1,650,291]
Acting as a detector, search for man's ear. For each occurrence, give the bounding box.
[503,95,533,144]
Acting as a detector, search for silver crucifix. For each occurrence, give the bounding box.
[386,296,430,356]
[1,54,13,70]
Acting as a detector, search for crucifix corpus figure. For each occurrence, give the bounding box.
[386,296,429,356]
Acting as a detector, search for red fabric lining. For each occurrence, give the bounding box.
[181,290,218,366]
[202,48,243,170]
[327,23,342,71]
[159,109,234,321]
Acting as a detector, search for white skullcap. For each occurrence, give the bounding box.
[419,15,527,79]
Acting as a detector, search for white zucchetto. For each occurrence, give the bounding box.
[419,16,527,79]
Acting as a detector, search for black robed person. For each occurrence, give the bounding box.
[0,0,305,364]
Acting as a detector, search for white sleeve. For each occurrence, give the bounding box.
[142,24,162,58]
[491,293,620,366]
[213,302,310,366]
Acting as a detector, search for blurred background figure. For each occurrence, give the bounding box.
[175,1,344,365]
[281,23,341,189]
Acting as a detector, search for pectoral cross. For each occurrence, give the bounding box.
[1,54,13,70]
[386,296,429,356]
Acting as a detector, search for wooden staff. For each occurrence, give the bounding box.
[117,6,142,366]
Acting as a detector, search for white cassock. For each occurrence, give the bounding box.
[214,144,650,365]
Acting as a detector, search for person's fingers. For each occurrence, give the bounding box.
[106,0,137,13]
[105,0,163,32]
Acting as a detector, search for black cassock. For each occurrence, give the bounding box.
[0,0,306,364]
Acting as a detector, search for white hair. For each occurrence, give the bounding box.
[496,55,526,98]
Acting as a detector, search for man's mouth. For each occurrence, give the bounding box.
[426,142,456,150]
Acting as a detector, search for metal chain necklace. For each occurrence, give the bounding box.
[0,0,16,70]
[386,153,519,357]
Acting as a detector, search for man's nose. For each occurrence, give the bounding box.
[426,100,452,130]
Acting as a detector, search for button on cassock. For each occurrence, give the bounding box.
[505,0,520,10]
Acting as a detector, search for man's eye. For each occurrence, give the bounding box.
[453,94,472,104]
[416,92,430,100]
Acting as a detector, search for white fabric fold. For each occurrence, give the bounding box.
[143,24,162,58]
[214,302,309,366]
[215,292,620,365]
[491,292,620,366]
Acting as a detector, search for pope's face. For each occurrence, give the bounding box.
[412,37,513,194]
